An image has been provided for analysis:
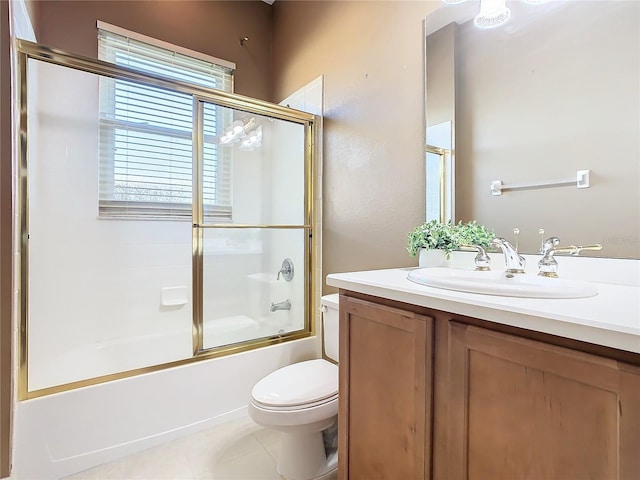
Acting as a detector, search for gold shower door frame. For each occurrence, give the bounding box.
[16,40,316,400]
[425,144,449,224]
[191,97,315,356]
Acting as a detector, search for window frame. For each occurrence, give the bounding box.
[97,21,235,221]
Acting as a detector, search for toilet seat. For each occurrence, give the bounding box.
[251,359,338,410]
[252,392,338,412]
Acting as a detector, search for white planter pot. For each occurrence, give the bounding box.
[418,248,449,268]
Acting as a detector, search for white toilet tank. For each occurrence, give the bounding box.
[321,294,340,362]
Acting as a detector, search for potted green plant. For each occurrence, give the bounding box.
[456,220,495,251]
[407,220,493,267]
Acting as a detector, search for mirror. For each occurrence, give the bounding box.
[425,0,639,258]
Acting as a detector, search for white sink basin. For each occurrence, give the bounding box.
[407,268,598,299]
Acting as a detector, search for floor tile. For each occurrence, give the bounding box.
[195,448,280,480]
[58,415,337,480]
[62,467,100,480]
[105,442,195,480]
[252,427,281,461]
[179,419,267,475]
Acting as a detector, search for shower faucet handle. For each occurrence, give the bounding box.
[276,258,294,282]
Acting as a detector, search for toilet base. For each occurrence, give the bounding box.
[277,430,338,480]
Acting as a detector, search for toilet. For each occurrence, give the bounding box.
[248,294,340,480]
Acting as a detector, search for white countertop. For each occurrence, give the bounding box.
[327,267,640,354]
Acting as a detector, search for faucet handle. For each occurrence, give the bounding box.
[276,258,294,281]
[540,236,560,255]
[538,237,560,277]
[554,244,603,256]
[538,239,602,277]
[460,244,491,271]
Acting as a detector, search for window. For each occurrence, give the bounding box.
[97,22,234,220]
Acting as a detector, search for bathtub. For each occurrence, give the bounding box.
[13,329,318,479]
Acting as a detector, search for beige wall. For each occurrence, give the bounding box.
[35,0,274,101]
[272,1,439,291]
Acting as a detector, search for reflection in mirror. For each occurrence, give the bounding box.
[425,21,457,223]
[424,0,639,258]
[426,126,452,222]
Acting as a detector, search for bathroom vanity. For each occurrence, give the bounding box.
[327,264,640,480]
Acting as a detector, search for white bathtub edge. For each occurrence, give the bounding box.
[12,336,317,480]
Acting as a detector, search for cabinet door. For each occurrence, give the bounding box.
[338,295,433,480]
[447,322,640,480]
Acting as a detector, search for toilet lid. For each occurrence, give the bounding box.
[251,359,338,408]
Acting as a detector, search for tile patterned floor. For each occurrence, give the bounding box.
[64,416,338,480]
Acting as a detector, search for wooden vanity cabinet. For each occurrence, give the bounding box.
[338,294,433,480]
[338,292,640,480]
[444,321,640,480]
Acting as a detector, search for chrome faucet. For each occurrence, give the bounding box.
[270,299,291,312]
[491,237,526,274]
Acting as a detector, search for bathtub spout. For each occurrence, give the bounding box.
[270,299,291,312]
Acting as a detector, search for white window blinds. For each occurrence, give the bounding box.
[97,24,234,220]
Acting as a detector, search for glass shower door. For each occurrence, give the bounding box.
[196,102,310,352]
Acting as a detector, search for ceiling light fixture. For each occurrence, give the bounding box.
[474,0,511,29]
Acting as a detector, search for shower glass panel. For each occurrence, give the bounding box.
[18,40,315,398]
[197,99,309,352]
[201,103,306,226]
[202,228,306,350]
[25,58,194,392]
